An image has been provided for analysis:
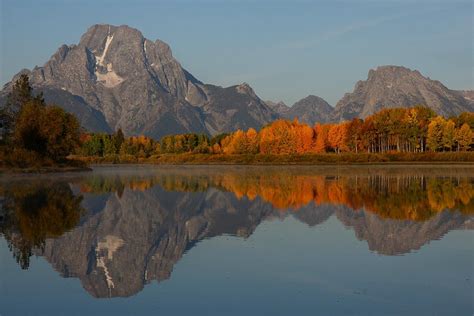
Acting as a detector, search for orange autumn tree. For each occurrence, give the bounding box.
[328,122,350,153]
[259,120,297,154]
[294,121,315,154]
[222,128,259,154]
[313,123,330,153]
[79,106,474,157]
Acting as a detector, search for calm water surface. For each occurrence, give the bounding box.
[0,165,473,316]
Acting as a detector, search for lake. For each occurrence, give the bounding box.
[0,165,473,316]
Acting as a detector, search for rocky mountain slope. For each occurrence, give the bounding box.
[199,83,278,134]
[2,26,471,136]
[332,66,474,121]
[458,90,474,107]
[265,100,289,114]
[284,95,333,125]
[266,95,333,125]
[0,24,277,137]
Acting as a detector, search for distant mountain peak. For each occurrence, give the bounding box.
[236,82,258,98]
[333,65,473,121]
[265,100,289,114]
[284,95,333,125]
[266,95,333,125]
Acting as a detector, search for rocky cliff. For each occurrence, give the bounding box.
[1,24,277,137]
[332,66,474,121]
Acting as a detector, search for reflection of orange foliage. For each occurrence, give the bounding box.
[210,173,474,220]
[128,180,153,191]
[75,171,474,221]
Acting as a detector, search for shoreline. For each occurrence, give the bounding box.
[0,165,92,175]
[2,152,473,174]
[74,152,474,165]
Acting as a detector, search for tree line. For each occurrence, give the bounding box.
[2,76,472,166]
[79,106,473,158]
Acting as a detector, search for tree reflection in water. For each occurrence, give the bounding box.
[0,167,472,298]
[78,169,474,220]
[0,182,83,269]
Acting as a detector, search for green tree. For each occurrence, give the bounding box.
[82,134,104,156]
[103,135,117,156]
[1,75,38,143]
[113,128,125,153]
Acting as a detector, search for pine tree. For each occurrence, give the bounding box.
[1,75,43,143]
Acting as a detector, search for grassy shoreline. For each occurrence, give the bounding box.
[0,158,91,175]
[2,153,472,174]
[72,152,474,166]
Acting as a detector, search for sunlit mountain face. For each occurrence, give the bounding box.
[1,166,473,299]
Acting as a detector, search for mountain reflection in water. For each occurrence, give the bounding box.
[0,165,473,299]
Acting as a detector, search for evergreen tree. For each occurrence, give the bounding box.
[1,75,43,143]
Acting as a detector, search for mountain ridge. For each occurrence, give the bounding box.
[0,24,278,138]
[332,65,473,121]
[1,25,472,137]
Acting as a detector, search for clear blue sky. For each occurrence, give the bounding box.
[1,0,472,105]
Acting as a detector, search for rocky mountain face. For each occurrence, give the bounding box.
[199,83,278,134]
[265,100,289,114]
[458,90,474,107]
[2,26,471,136]
[332,66,474,121]
[284,95,333,125]
[0,24,277,137]
[266,95,334,125]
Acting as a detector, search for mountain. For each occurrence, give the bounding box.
[284,95,333,125]
[332,65,474,121]
[458,90,474,107]
[2,27,471,135]
[0,24,277,137]
[266,96,333,125]
[198,83,278,134]
[265,100,289,114]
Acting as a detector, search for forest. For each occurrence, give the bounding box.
[77,106,474,163]
[1,75,473,168]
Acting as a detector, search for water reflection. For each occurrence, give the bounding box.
[0,166,473,298]
[0,182,83,269]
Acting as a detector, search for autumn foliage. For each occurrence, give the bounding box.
[78,107,473,161]
[72,169,474,220]
[213,107,473,155]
